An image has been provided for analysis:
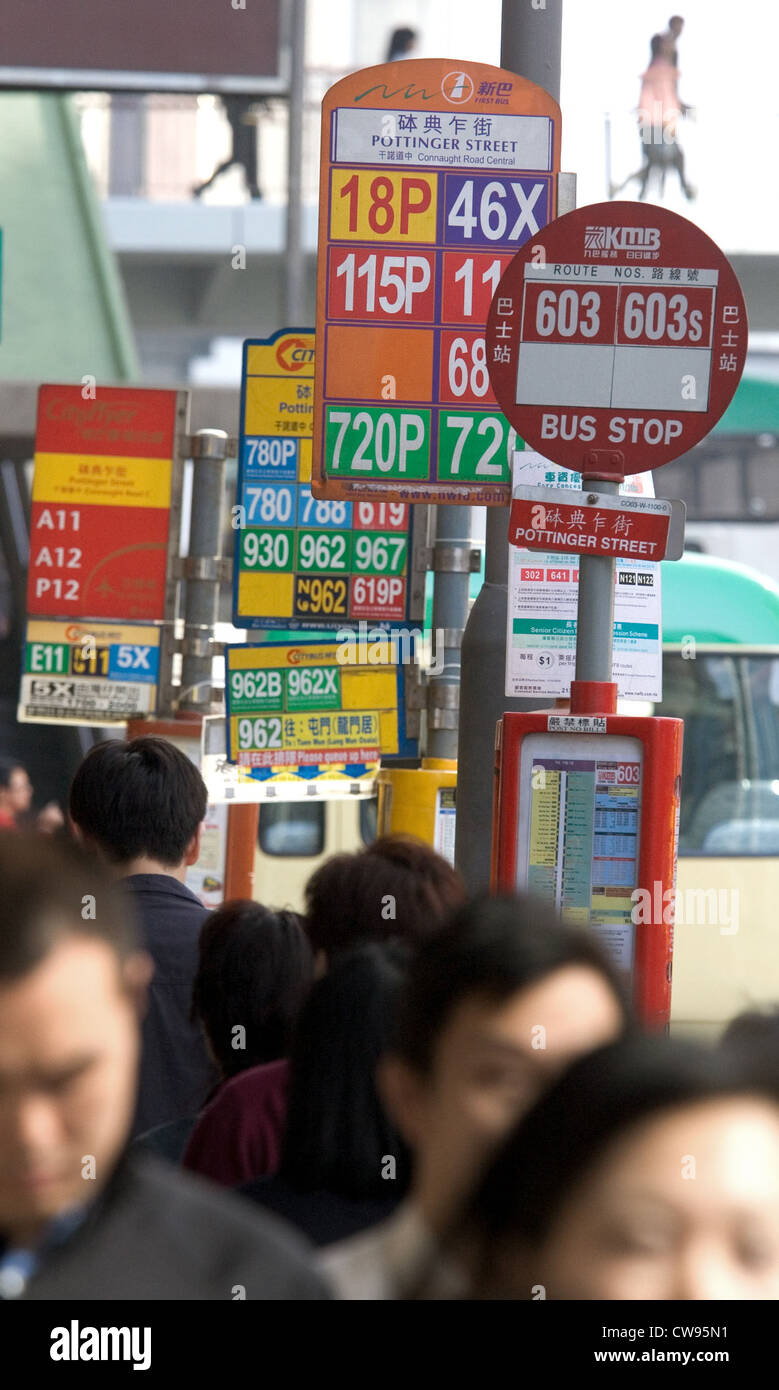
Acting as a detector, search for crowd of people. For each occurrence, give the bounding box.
[0,734,777,1301]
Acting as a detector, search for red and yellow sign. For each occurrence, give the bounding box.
[27,385,183,621]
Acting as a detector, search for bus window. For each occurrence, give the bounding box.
[657,654,779,854]
[359,796,378,845]
[258,802,325,857]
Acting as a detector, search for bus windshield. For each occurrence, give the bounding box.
[656,653,779,856]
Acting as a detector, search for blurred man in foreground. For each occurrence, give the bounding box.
[0,836,329,1300]
[321,895,631,1298]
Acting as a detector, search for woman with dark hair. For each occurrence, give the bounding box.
[385,27,418,62]
[191,901,313,1078]
[240,942,411,1245]
[451,1036,779,1300]
[138,902,312,1170]
[304,833,465,967]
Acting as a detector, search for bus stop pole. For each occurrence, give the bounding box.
[427,504,473,759]
[285,0,307,325]
[455,0,564,891]
[575,480,619,683]
[179,429,228,713]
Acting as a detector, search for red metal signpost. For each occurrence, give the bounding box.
[488,201,748,1030]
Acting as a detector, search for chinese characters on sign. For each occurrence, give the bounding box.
[506,455,664,700]
[19,385,185,726]
[509,489,677,560]
[18,620,161,725]
[225,640,414,787]
[27,386,181,621]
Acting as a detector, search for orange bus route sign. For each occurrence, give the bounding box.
[311,58,561,507]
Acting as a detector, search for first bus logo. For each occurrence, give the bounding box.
[275,337,314,371]
[441,71,475,103]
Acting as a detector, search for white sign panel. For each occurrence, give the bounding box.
[506,452,663,700]
[331,108,553,171]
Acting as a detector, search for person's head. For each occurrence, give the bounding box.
[669,14,684,37]
[380,894,630,1230]
[649,33,665,62]
[69,736,207,873]
[281,942,411,1201]
[0,835,151,1245]
[190,901,313,1079]
[719,1007,779,1067]
[461,1036,779,1300]
[0,756,33,820]
[304,834,465,967]
[386,26,418,62]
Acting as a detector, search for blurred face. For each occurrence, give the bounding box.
[2,767,33,816]
[389,965,624,1230]
[0,933,145,1245]
[500,1099,779,1300]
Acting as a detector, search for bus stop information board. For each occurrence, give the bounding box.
[27,385,180,621]
[312,59,560,506]
[19,384,184,726]
[18,620,161,725]
[487,201,747,477]
[225,640,415,787]
[234,330,415,628]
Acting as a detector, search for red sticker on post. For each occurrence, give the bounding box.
[487,201,747,477]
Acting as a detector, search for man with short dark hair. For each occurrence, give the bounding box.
[321,895,631,1298]
[69,737,218,1136]
[0,836,329,1300]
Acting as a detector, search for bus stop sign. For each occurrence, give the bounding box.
[486,201,747,478]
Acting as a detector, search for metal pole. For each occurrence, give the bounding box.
[427,504,472,759]
[108,94,146,197]
[455,0,564,892]
[179,430,228,713]
[285,0,307,324]
[575,480,618,681]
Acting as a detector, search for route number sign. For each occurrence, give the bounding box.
[234,330,418,627]
[312,58,561,505]
[487,202,747,476]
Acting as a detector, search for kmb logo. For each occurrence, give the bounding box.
[275,337,315,372]
[584,226,661,251]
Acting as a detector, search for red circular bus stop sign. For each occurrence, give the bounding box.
[486,201,747,478]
